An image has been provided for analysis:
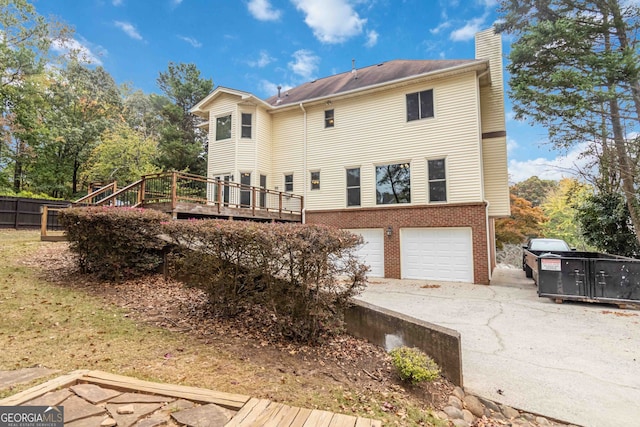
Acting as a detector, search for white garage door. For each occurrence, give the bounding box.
[345,229,385,277]
[401,227,473,282]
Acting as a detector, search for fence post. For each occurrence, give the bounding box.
[14,198,19,229]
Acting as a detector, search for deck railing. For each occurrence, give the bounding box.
[69,171,303,219]
[74,182,118,205]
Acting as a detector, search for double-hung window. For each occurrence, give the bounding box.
[310,171,320,190]
[284,174,293,192]
[428,159,446,202]
[346,168,360,207]
[406,89,434,121]
[324,109,334,128]
[241,113,252,138]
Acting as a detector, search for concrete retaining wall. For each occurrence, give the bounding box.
[344,299,463,386]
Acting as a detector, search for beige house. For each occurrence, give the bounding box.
[190,29,510,284]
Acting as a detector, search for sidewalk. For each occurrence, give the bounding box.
[356,268,640,427]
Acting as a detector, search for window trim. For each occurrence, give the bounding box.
[215,114,232,141]
[346,167,361,207]
[324,109,334,128]
[310,171,320,190]
[427,158,447,203]
[375,162,411,205]
[406,89,434,122]
[241,112,252,139]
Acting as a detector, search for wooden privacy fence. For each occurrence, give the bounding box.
[0,196,70,230]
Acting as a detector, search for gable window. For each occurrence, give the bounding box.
[324,109,334,128]
[406,89,434,121]
[346,168,360,207]
[376,163,411,205]
[428,159,446,202]
[216,115,231,140]
[310,171,320,190]
[284,174,293,192]
[241,113,252,138]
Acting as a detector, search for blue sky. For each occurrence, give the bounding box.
[35,0,588,183]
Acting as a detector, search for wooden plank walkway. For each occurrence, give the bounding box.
[0,370,381,427]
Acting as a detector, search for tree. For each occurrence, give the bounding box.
[0,0,70,192]
[541,178,592,249]
[83,124,160,186]
[574,191,640,257]
[155,62,212,175]
[495,193,548,248]
[38,62,122,197]
[497,0,640,245]
[511,176,557,207]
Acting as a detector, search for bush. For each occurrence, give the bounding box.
[162,219,369,343]
[59,207,169,280]
[389,346,441,385]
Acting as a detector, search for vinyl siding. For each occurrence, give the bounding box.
[272,109,304,194]
[207,94,238,177]
[302,72,483,211]
[236,105,256,177]
[256,107,273,187]
[476,28,510,217]
[483,137,510,216]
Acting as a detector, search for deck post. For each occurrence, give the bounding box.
[251,187,256,217]
[217,180,222,214]
[171,172,178,211]
[138,177,146,206]
[279,193,283,219]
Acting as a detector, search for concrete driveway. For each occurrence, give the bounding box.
[356,267,640,427]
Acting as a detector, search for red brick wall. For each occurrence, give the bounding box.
[306,202,490,284]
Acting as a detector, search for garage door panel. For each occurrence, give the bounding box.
[345,229,385,277]
[401,227,473,282]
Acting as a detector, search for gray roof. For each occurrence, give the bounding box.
[264,59,484,107]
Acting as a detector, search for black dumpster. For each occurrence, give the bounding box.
[536,251,640,305]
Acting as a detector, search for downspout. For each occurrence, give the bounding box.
[299,102,307,224]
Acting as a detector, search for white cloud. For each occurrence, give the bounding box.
[365,30,378,47]
[172,0,183,5]
[259,80,293,97]
[479,0,498,7]
[247,0,282,21]
[112,0,123,5]
[114,21,143,41]
[291,0,367,43]
[51,37,105,65]
[248,50,275,68]
[430,21,452,35]
[450,16,486,41]
[506,138,518,155]
[288,49,320,80]
[508,143,594,183]
[177,35,202,48]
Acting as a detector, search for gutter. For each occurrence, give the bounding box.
[299,102,307,224]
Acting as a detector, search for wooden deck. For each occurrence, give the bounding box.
[0,370,381,427]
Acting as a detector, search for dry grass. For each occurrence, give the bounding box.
[0,230,450,426]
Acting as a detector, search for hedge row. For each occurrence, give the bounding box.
[59,207,169,280]
[162,219,368,343]
[59,207,369,343]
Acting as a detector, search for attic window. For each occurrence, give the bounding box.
[325,109,334,128]
[406,89,434,122]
